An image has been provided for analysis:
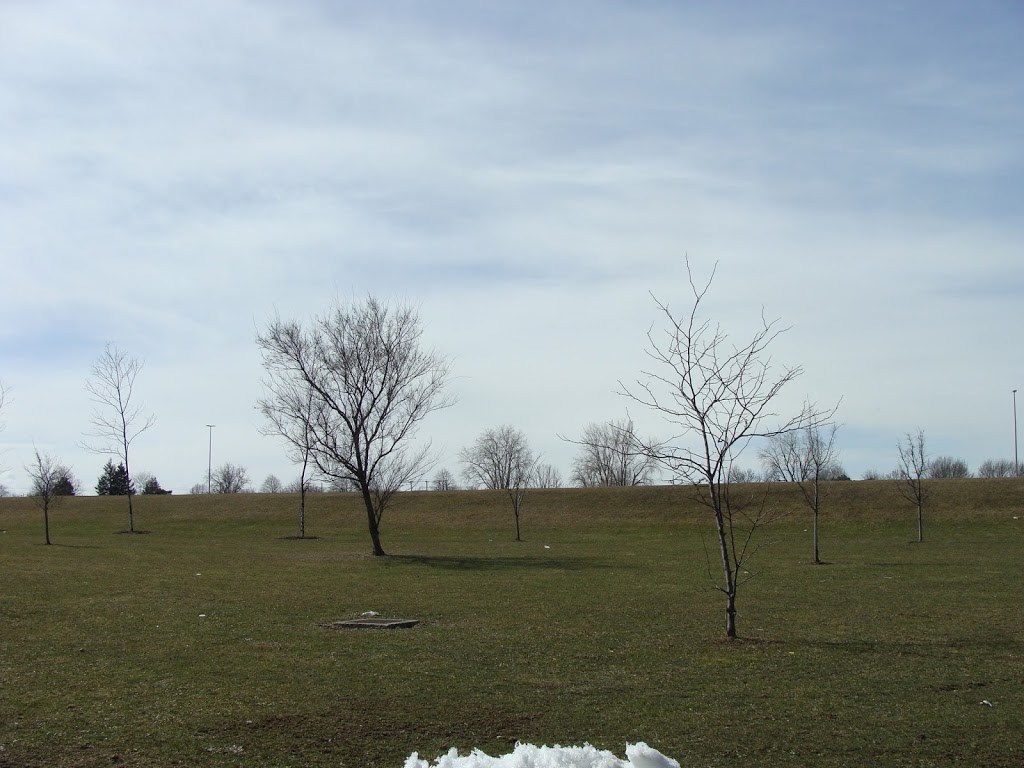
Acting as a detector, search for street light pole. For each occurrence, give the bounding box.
[1013,391,1018,476]
[206,424,215,494]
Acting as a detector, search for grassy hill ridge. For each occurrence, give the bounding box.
[3,477,1021,533]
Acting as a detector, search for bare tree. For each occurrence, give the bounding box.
[460,425,539,541]
[977,459,1018,478]
[759,431,803,482]
[928,456,971,479]
[325,476,356,492]
[620,262,829,639]
[257,296,454,556]
[532,463,563,488]
[259,383,319,538]
[761,420,840,564]
[81,344,155,533]
[132,470,155,493]
[284,477,324,493]
[727,465,763,484]
[432,468,458,491]
[895,429,928,543]
[260,474,284,493]
[26,448,67,545]
[212,463,250,494]
[568,419,655,487]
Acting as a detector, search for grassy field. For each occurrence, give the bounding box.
[1,480,1022,767]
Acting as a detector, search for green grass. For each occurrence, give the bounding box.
[1,481,1023,767]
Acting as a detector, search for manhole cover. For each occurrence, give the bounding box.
[323,618,419,629]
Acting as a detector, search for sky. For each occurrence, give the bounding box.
[1,1,1022,495]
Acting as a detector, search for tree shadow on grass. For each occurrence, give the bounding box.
[384,554,630,572]
[752,635,1014,659]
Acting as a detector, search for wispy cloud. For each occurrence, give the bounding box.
[0,0,1021,491]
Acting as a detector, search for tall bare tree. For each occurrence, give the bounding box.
[460,425,539,541]
[432,468,458,491]
[895,428,928,543]
[621,261,828,639]
[977,459,1017,478]
[211,463,251,493]
[257,296,453,556]
[568,419,655,487]
[928,456,970,479]
[532,463,563,489]
[760,420,840,564]
[26,448,67,545]
[260,474,284,494]
[81,344,155,533]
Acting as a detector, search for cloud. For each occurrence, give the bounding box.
[0,1,1021,491]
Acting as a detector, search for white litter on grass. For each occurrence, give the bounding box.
[404,742,679,768]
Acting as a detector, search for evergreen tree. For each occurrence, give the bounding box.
[53,467,79,496]
[95,460,134,496]
[141,476,171,495]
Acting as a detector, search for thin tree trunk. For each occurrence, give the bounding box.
[360,486,386,556]
[917,498,924,543]
[510,490,523,541]
[299,454,308,538]
[44,503,51,546]
[813,508,820,564]
[125,433,135,533]
[712,492,738,639]
[725,587,737,639]
[812,477,821,564]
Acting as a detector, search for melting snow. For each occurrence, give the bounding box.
[404,742,679,768]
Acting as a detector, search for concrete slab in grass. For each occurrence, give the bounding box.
[323,618,419,629]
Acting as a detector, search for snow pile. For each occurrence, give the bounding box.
[404,742,680,768]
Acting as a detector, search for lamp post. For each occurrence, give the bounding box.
[206,424,215,494]
[1014,391,1019,477]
